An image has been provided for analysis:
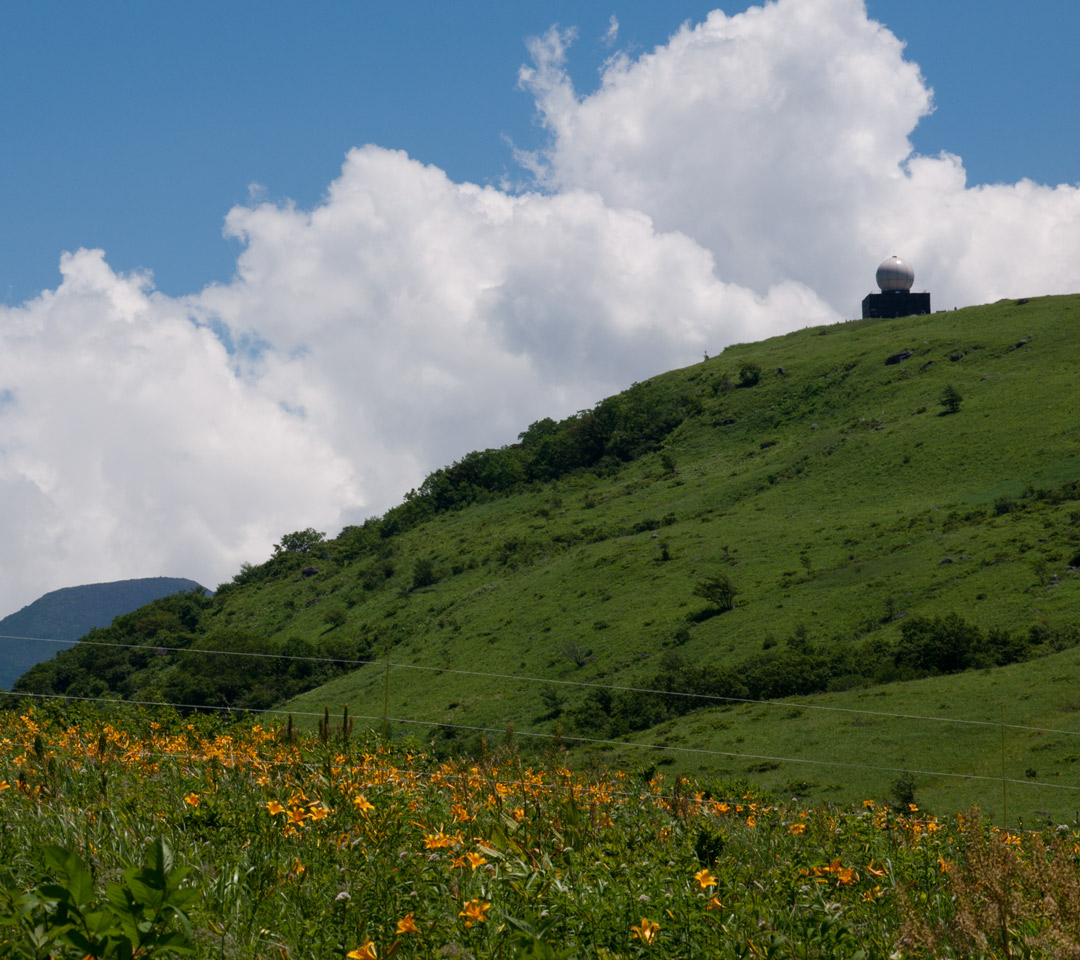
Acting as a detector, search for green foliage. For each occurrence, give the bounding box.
[891,772,918,809]
[939,382,963,414]
[322,606,347,629]
[693,572,739,612]
[397,379,700,520]
[0,579,204,690]
[273,528,326,555]
[737,361,762,387]
[411,557,437,590]
[0,837,196,959]
[570,614,1078,739]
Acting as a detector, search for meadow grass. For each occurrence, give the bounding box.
[4,703,1080,958]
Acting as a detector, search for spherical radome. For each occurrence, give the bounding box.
[876,256,915,292]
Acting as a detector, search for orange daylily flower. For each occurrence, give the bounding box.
[694,868,717,889]
[346,941,377,959]
[631,918,660,944]
[396,913,419,934]
[265,800,286,816]
[459,899,490,927]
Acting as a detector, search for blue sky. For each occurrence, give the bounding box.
[2,1,1077,304]
[1,0,1079,614]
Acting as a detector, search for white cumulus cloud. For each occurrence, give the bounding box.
[193,145,832,512]
[2,0,1078,620]
[0,250,362,613]
[520,0,1080,311]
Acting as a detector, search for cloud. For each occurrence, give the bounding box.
[603,15,619,47]
[4,0,1079,618]
[0,249,362,612]
[520,0,1080,312]
[194,145,833,509]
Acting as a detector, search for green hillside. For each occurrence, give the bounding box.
[0,577,204,689]
[14,294,1080,823]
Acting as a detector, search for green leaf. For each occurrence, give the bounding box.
[152,929,197,954]
[149,836,174,878]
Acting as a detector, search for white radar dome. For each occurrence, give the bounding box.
[876,256,915,292]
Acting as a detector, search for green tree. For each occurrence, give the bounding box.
[273,528,326,555]
[693,572,739,612]
[939,383,963,414]
[412,558,437,590]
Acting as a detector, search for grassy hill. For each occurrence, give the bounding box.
[0,577,204,689]
[14,294,1080,823]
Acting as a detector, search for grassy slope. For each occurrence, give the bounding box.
[268,294,1080,821]
[25,295,1080,823]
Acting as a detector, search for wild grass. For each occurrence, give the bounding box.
[4,704,1080,958]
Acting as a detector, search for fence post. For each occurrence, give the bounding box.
[381,634,392,741]
[1000,702,1007,829]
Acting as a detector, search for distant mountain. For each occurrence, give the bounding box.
[0,578,204,689]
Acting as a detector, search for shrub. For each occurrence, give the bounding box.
[693,573,739,612]
[323,606,347,629]
[939,383,963,414]
[737,362,762,387]
[412,558,437,590]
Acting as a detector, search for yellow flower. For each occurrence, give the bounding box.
[396,913,419,934]
[459,899,490,928]
[631,918,660,944]
[694,868,717,889]
[346,941,377,959]
[466,851,488,870]
[184,793,200,808]
[706,895,723,911]
[308,804,330,821]
[353,794,375,815]
[287,807,308,825]
[265,800,286,816]
[789,823,806,835]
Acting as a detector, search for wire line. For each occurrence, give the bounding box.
[4,633,1080,738]
[3,688,1079,794]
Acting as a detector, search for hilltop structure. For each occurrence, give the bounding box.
[861,256,931,319]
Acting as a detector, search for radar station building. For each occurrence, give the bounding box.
[861,256,930,319]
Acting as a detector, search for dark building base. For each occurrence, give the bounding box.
[862,291,931,319]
